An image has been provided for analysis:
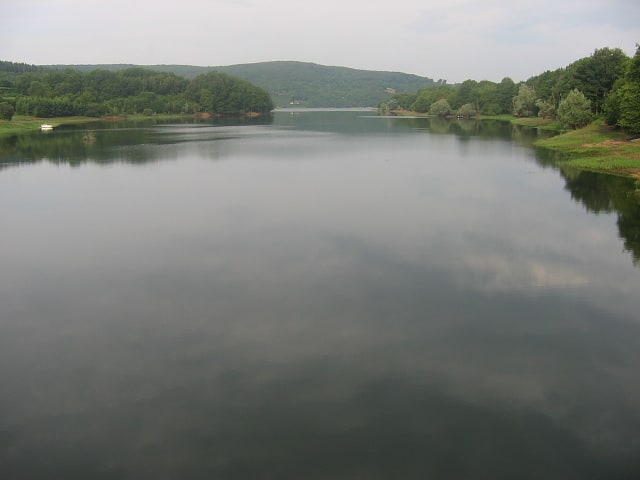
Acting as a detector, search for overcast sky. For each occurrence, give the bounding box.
[1,0,638,83]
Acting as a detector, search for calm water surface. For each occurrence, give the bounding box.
[1,111,640,479]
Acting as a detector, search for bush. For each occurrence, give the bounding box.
[535,99,556,119]
[457,103,476,118]
[429,99,451,117]
[557,89,592,129]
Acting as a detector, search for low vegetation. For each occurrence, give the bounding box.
[535,121,640,178]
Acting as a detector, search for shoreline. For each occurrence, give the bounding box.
[4,111,640,180]
[0,115,102,136]
[533,120,640,180]
[0,112,269,137]
[386,110,640,179]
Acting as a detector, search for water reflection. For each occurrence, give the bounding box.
[1,111,640,479]
[0,116,274,168]
[534,147,640,264]
[1,114,638,267]
[0,115,542,167]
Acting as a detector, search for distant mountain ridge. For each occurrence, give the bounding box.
[44,61,439,108]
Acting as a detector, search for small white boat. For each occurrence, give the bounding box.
[40,124,54,131]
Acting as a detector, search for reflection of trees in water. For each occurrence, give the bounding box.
[509,124,555,147]
[410,117,549,146]
[425,121,640,266]
[425,118,533,144]
[0,117,274,169]
[3,115,639,267]
[0,128,164,168]
[617,205,640,266]
[574,171,640,266]
[534,147,640,265]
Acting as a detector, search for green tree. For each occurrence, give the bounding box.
[473,80,500,115]
[378,98,398,114]
[557,89,592,129]
[451,79,477,109]
[513,84,536,117]
[411,86,451,113]
[528,69,563,104]
[411,92,432,113]
[616,82,640,133]
[187,72,273,114]
[606,44,640,133]
[390,93,417,110]
[535,99,555,119]
[457,103,476,118]
[554,47,628,114]
[429,98,451,117]
[495,77,518,114]
[27,80,50,97]
[0,101,14,120]
[604,84,622,126]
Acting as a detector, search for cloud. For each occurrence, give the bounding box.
[1,0,638,82]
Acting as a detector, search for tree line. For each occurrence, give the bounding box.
[40,61,440,108]
[0,64,274,120]
[379,45,640,133]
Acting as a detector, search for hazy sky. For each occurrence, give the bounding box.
[1,0,638,82]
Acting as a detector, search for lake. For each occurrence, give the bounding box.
[1,110,639,479]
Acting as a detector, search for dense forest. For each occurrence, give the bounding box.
[206,62,440,107]
[0,64,274,119]
[40,61,439,108]
[380,45,640,133]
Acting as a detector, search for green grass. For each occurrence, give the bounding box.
[510,117,563,131]
[477,114,514,122]
[535,120,640,178]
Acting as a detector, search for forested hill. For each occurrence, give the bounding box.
[44,61,439,108]
[0,63,274,118]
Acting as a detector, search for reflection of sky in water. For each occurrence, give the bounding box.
[1,114,639,478]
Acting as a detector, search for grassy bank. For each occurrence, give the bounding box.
[0,114,202,136]
[535,120,640,179]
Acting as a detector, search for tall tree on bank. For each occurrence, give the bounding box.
[605,44,640,134]
[513,84,537,117]
[429,99,452,116]
[554,47,628,114]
